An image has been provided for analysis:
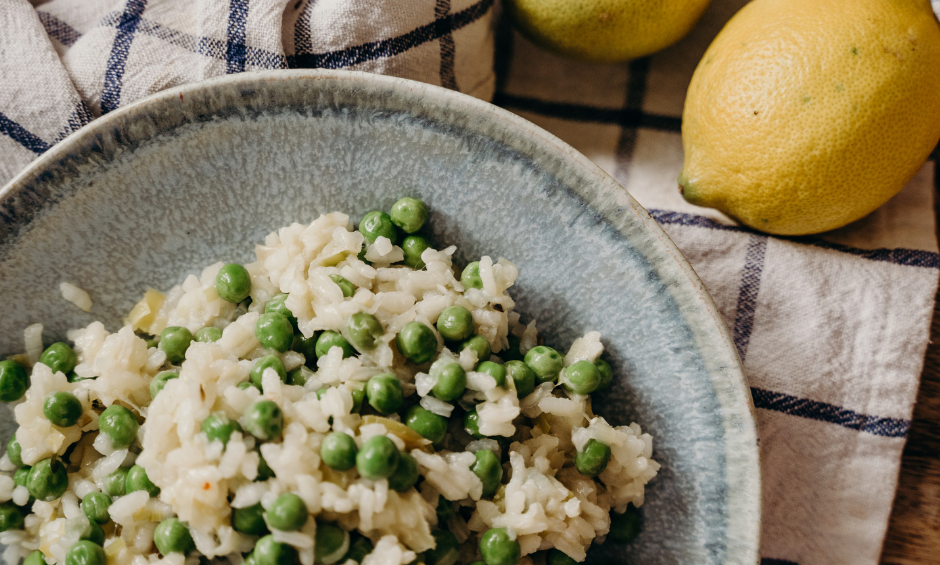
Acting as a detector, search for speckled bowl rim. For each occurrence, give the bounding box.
[0,69,761,564]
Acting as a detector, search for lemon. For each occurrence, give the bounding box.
[505,0,711,62]
[679,0,940,235]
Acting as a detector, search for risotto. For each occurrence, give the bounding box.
[0,198,659,565]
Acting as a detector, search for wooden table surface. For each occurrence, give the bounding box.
[880,175,940,563]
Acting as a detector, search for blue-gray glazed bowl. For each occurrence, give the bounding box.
[0,70,760,564]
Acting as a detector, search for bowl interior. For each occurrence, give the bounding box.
[0,71,759,564]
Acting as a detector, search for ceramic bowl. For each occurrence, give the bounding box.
[0,70,760,564]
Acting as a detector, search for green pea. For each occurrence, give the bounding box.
[387,451,419,492]
[505,361,534,399]
[401,235,431,270]
[366,374,403,415]
[150,371,179,399]
[564,360,601,395]
[357,248,372,266]
[472,449,502,497]
[405,405,447,444]
[154,517,195,555]
[329,275,356,298]
[13,466,30,488]
[243,400,283,441]
[202,413,242,447]
[65,541,106,565]
[316,331,356,359]
[316,387,329,400]
[479,528,520,565]
[356,435,399,480]
[575,439,611,478]
[461,335,491,365]
[461,262,483,290]
[39,342,77,376]
[76,518,105,545]
[359,211,399,245]
[469,562,486,565]
[265,294,298,331]
[255,313,294,353]
[595,359,613,391]
[232,502,269,536]
[144,338,159,349]
[250,355,288,387]
[237,381,259,391]
[253,534,298,565]
[436,306,474,342]
[43,391,83,427]
[314,522,349,564]
[287,365,314,387]
[194,327,223,343]
[101,468,128,496]
[257,451,275,481]
[159,326,194,365]
[266,493,308,531]
[390,197,429,234]
[342,534,374,563]
[432,363,466,402]
[292,334,320,367]
[216,263,252,304]
[125,464,160,497]
[347,312,384,351]
[98,405,139,449]
[351,387,365,414]
[546,549,577,565]
[425,530,458,565]
[24,550,45,565]
[321,431,357,471]
[81,492,112,524]
[6,434,23,467]
[436,495,454,524]
[463,409,486,439]
[477,361,506,388]
[0,501,24,532]
[524,346,563,384]
[608,505,642,543]
[396,322,438,364]
[0,360,28,402]
[27,458,68,502]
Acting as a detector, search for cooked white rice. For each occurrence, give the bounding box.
[1,209,658,565]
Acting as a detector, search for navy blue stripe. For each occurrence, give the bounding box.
[0,112,51,155]
[37,11,82,47]
[493,92,682,133]
[136,17,279,68]
[435,0,458,90]
[100,0,148,114]
[613,58,651,186]
[492,9,513,94]
[225,0,250,74]
[751,387,910,438]
[761,559,798,565]
[287,0,493,68]
[292,0,313,58]
[53,102,95,142]
[732,236,767,362]
[649,209,940,269]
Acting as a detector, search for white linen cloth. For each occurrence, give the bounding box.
[1,0,937,563]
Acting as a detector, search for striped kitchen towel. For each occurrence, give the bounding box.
[1,0,937,563]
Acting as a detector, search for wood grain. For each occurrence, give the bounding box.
[880,177,940,563]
